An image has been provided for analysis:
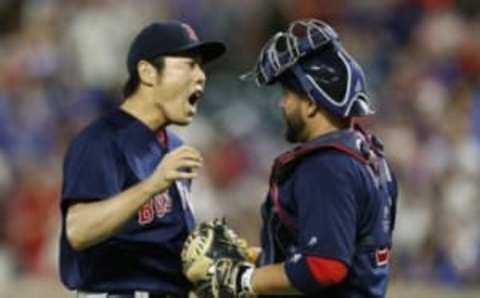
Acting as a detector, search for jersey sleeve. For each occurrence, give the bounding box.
[284,152,358,293]
[61,131,125,208]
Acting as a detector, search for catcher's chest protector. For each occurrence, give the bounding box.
[271,126,394,232]
[259,127,397,297]
[260,126,397,263]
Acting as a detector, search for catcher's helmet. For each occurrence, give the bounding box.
[241,19,374,118]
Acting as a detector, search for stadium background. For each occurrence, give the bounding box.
[0,0,479,297]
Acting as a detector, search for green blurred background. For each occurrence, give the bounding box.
[0,0,480,297]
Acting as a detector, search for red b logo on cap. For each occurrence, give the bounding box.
[181,23,199,42]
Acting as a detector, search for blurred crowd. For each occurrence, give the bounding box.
[0,0,479,292]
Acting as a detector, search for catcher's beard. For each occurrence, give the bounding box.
[283,108,306,143]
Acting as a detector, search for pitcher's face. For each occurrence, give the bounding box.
[154,56,206,125]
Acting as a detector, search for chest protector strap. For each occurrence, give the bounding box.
[268,126,394,234]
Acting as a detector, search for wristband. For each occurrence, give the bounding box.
[240,266,256,295]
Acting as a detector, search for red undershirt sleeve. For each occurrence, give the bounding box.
[306,256,348,285]
[284,255,348,295]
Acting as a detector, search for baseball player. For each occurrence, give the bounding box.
[59,21,225,298]
[183,19,398,298]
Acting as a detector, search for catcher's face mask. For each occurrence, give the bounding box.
[241,19,375,118]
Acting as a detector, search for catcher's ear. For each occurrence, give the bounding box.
[305,98,319,117]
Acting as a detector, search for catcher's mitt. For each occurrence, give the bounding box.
[181,218,253,298]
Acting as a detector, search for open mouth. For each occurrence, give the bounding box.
[188,90,204,106]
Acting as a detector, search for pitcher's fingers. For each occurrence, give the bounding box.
[176,160,202,169]
[174,145,201,155]
[178,154,203,163]
[172,171,198,180]
[176,146,203,160]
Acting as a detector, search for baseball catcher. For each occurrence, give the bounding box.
[183,18,397,298]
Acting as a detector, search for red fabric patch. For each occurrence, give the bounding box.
[156,130,167,148]
[306,256,348,286]
[375,248,390,266]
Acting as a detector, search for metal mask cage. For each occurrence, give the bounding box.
[241,19,375,118]
[243,19,340,86]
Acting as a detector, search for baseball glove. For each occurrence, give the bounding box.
[181,218,255,298]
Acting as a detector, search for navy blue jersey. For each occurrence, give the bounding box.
[59,109,194,296]
[259,128,397,297]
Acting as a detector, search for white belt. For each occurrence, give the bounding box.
[76,291,150,298]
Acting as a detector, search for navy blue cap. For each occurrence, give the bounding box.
[127,21,226,76]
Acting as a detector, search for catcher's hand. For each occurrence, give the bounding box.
[181,218,256,298]
[211,258,255,298]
